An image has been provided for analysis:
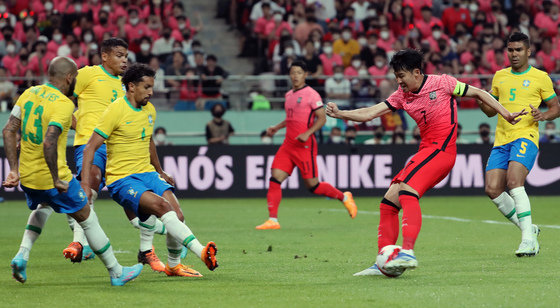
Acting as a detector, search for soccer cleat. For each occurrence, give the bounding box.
[110,264,143,286]
[515,239,539,257]
[137,248,165,272]
[342,191,357,219]
[255,219,281,230]
[384,251,418,272]
[181,246,188,259]
[164,263,203,277]
[82,245,95,261]
[353,263,383,276]
[63,242,83,263]
[11,254,27,283]
[201,242,218,271]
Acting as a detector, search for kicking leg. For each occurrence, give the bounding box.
[485,169,520,228]
[305,177,357,219]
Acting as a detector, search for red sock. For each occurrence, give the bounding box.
[399,191,422,250]
[267,179,282,218]
[377,198,400,253]
[311,182,344,201]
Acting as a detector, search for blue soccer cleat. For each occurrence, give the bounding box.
[82,245,96,261]
[353,263,383,276]
[181,246,188,259]
[11,253,27,284]
[110,264,143,286]
[384,250,418,272]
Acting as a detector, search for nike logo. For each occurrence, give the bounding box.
[125,121,133,124]
[97,79,105,82]
[526,153,560,186]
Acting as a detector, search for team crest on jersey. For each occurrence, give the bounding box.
[148,114,153,125]
[122,84,126,92]
[79,190,86,201]
[128,188,138,197]
[297,97,302,104]
[522,80,530,88]
[429,91,437,100]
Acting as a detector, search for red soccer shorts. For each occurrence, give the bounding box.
[392,147,456,197]
[271,142,318,179]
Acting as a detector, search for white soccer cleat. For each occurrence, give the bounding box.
[515,239,539,257]
[353,264,383,276]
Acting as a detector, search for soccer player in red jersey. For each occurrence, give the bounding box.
[326,49,527,275]
[255,60,358,230]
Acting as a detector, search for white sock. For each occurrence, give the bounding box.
[491,192,520,229]
[269,217,278,222]
[66,214,75,231]
[18,205,53,261]
[166,233,182,268]
[510,186,533,241]
[139,215,156,252]
[155,219,167,235]
[79,210,122,278]
[90,189,98,203]
[160,211,204,258]
[130,217,140,229]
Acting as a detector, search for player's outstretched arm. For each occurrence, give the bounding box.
[475,99,498,117]
[2,115,21,187]
[326,101,391,122]
[530,96,560,122]
[81,132,105,202]
[150,137,175,186]
[465,86,527,125]
[44,125,68,193]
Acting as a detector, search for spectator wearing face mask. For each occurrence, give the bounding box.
[153,127,173,146]
[152,27,175,58]
[136,36,153,64]
[426,24,448,53]
[124,8,150,46]
[442,0,473,36]
[457,60,482,108]
[339,7,364,35]
[476,123,493,144]
[294,8,323,49]
[265,11,292,42]
[206,103,234,145]
[376,25,395,52]
[326,127,344,144]
[326,65,351,108]
[344,55,363,77]
[368,53,388,86]
[415,6,441,39]
[29,40,54,76]
[364,125,387,145]
[360,33,385,68]
[93,9,115,41]
[319,41,343,76]
[250,0,285,22]
[344,126,357,145]
[540,121,558,143]
[535,3,560,38]
[1,42,20,77]
[0,25,22,57]
[333,26,360,67]
[68,41,88,68]
[391,125,406,144]
[456,123,469,144]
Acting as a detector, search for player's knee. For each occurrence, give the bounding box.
[269,177,281,185]
[308,182,319,193]
[153,198,173,216]
[484,184,502,199]
[506,179,524,191]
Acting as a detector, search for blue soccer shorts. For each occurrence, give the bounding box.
[74,143,107,191]
[486,138,538,172]
[107,172,173,221]
[21,177,88,214]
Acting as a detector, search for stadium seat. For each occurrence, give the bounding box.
[174,101,197,111]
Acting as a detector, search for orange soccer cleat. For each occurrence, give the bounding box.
[201,242,218,271]
[255,219,281,230]
[164,263,203,277]
[63,242,83,263]
[343,191,358,219]
[137,248,165,272]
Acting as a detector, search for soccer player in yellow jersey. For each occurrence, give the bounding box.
[65,38,168,270]
[3,57,142,286]
[479,32,560,257]
[81,63,218,277]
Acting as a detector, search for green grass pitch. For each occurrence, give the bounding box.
[1,196,559,307]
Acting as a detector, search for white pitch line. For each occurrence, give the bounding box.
[325,209,560,229]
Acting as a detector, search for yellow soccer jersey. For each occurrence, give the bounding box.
[13,84,74,190]
[93,97,156,185]
[73,65,125,146]
[491,66,557,147]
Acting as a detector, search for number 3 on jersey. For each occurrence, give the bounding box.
[111,90,118,102]
[22,101,44,144]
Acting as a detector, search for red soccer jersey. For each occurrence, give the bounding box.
[385,74,460,154]
[283,85,324,147]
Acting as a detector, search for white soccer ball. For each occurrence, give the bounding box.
[376,245,405,278]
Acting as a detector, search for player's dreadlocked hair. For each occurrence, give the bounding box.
[100,37,128,55]
[389,49,424,73]
[507,32,530,48]
[122,63,155,91]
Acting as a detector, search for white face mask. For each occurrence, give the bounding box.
[342,32,352,41]
[178,23,185,30]
[469,3,478,12]
[154,133,166,143]
[464,64,473,73]
[358,38,367,46]
[331,135,342,143]
[6,45,15,54]
[432,31,441,40]
[141,43,151,52]
[75,4,82,11]
[375,61,384,68]
[24,18,34,27]
[521,20,529,27]
[323,46,332,54]
[102,5,111,12]
[284,48,294,56]
[89,43,98,51]
[367,10,376,17]
[44,2,53,10]
[53,34,62,42]
[261,136,273,144]
[528,58,537,66]
[0,5,6,12]
[334,72,344,80]
[313,41,321,50]
[358,69,368,76]
[84,33,93,43]
[380,31,389,40]
[545,129,556,137]
[332,34,340,41]
[130,17,139,25]
[369,44,377,50]
[352,60,361,68]
[273,14,282,22]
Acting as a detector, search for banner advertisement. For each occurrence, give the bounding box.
[1,144,559,199]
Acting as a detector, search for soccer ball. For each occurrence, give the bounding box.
[376,245,405,278]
